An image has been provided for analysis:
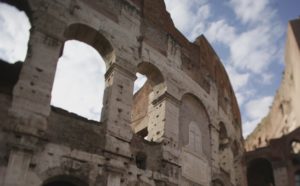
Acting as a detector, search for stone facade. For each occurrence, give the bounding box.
[245,19,300,186]
[0,0,246,186]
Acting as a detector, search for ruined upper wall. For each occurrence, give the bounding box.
[245,19,300,151]
[0,0,246,185]
[140,0,241,125]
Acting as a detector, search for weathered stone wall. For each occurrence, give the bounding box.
[245,19,300,151]
[0,0,245,186]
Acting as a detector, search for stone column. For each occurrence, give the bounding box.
[209,124,219,174]
[155,92,181,181]
[102,62,136,157]
[9,15,65,136]
[106,171,122,186]
[273,165,289,186]
[3,150,32,186]
[3,12,65,186]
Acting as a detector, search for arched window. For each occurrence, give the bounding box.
[51,40,106,121]
[50,23,114,122]
[131,62,164,142]
[219,122,229,151]
[186,121,203,155]
[179,94,210,157]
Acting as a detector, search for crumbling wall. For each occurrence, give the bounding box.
[245,19,300,151]
[0,0,245,186]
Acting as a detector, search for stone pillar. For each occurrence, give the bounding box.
[106,171,122,186]
[156,92,181,181]
[8,15,64,136]
[210,124,219,174]
[102,62,136,157]
[3,150,31,186]
[273,166,289,186]
[3,12,65,186]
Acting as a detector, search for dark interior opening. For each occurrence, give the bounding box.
[136,152,147,170]
[247,158,275,186]
[136,128,148,139]
[44,181,77,186]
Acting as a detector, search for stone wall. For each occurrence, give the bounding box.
[0,0,246,185]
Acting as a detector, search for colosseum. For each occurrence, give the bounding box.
[0,0,246,185]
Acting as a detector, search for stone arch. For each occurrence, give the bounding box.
[218,121,233,177]
[212,173,232,186]
[212,179,224,186]
[50,23,115,121]
[131,62,165,142]
[64,23,115,67]
[179,93,210,156]
[219,122,229,150]
[39,166,91,186]
[42,175,88,186]
[247,158,275,186]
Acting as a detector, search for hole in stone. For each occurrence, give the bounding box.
[135,152,147,170]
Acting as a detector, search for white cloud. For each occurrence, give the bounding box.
[204,19,236,45]
[245,96,273,120]
[225,65,249,92]
[0,3,30,63]
[243,118,261,137]
[242,96,273,137]
[229,26,279,73]
[165,0,210,40]
[261,73,274,85]
[133,73,147,94]
[228,0,273,24]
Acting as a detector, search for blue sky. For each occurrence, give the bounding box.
[0,1,299,137]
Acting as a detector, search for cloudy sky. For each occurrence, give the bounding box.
[0,1,299,137]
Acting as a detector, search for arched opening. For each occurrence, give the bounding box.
[247,158,275,186]
[50,23,114,121]
[51,40,106,121]
[219,122,229,151]
[295,170,300,186]
[42,176,88,186]
[0,2,31,95]
[212,179,224,186]
[131,62,164,142]
[218,122,233,177]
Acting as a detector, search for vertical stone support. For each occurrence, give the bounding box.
[102,62,135,156]
[3,150,31,186]
[3,13,65,186]
[9,25,64,136]
[273,166,289,186]
[106,171,122,186]
[210,124,219,173]
[155,93,181,167]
